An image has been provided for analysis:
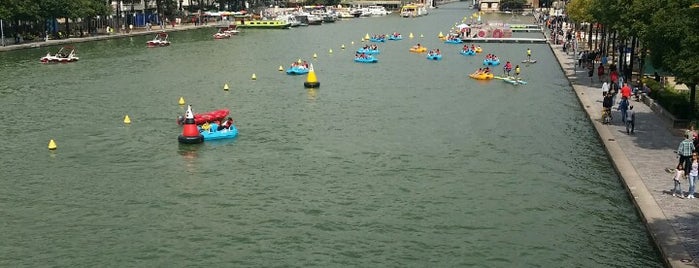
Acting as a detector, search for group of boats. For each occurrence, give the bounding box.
[213,25,240,39]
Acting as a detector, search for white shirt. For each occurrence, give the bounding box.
[602,82,609,92]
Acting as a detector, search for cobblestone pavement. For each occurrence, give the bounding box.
[549,41,699,267]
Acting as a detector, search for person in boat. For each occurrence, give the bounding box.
[217,117,234,131]
[303,61,309,68]
[484,67,491,74]
[515,65,521,79]
[504,61,513,76]
[474,68,483,74]
[527,48,532,61]
[201,121,212,132]
[435,49,441,55]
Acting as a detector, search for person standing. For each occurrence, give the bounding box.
[626,105,635,134]
[620,82,632,99]
[601,81,610,97]
[688,153,699,198]
[602,92,613,123]
[526,48,531,61]
[514,65,521,79]
[678,134,695,178]
[672,164,685,197]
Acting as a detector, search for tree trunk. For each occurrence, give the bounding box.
[611,31,617,62]
[628,35,637,82]
[587,23,593,49]
[690,84,696,123]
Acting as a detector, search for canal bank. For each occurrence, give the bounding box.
[0,24,214,52]
[549,38,699,267]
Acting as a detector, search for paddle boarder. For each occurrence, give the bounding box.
[504,61,512,77]
[526,48,531,61]
[514,65,521,79]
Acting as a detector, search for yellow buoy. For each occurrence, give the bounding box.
[48,139,57,150]
[251,73,257,80]
[178,97,185,105]
[329,49,333,53]
[313,53,317,58]
[364,33,370,40]
[304,64,319,88]
[279,65,284,71]
[223,83,229,91]
[420,34,424,38]
[409,33,414,38]
[124,115,131,124]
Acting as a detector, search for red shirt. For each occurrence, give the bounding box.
[621,85,632,98]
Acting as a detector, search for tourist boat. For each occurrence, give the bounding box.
[469,72,494,80]
[40,46,79,63]
[306,14,324,25]
[483,58,501,66]
[235,19,291,29]
[400,3,428,18]
[286,65,309,75]
[426,53,442,61]
[354,55,378,63]
[177,108,230,125]
[409,45,427,53]
[460,49,476,56]
[199,123,239,141]
[146,32,170,47]
[356,48,380,55]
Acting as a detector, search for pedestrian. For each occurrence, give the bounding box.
[678,134,695,177]
[617,97,629,123]
[626,105,635,134]
[587,62,594,84]
[601,81,610,97]
[597,64,605,82]
[620,82,632,99]
[672,164,685,197]
[688,153,699,198]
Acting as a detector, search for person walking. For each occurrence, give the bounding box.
[678,134,695,178]
[601,81,610,96]
[625,105,635,134]
[688,153,699,198]
[672,164,685,197]
[617,97,629,123]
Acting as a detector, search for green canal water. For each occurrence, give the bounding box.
[0,3,663,267]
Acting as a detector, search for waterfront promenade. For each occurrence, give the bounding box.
[549,42,699,267]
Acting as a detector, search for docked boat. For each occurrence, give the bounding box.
[235,19,291,29]
[366,6,390,16]
[40,46,79,63]
[400,3,428,18]
[277,14,301,27]
[146,32,170,47]
[307,14,323,25]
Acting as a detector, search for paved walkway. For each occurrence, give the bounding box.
[549,40,699,267]
[0,23,215,52]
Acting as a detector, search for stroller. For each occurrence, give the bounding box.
[602,108,612,124]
